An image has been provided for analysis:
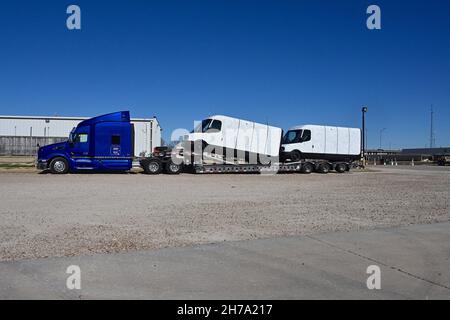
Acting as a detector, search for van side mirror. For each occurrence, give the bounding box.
[36,143,40,148]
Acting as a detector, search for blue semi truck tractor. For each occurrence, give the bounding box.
[37,111,182,174]
[37,111,131,173]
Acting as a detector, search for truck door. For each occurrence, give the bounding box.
[69,126,93,169]
[204,119,223,148]
[297,129,313,154]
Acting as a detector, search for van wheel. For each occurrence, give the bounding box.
[50,157,69,174]
[165,160,183,174]
[317,163,330,174]
[300,162,313,174]
[143,159,163,174]
[290,150,302,162]
[335,163,347,173]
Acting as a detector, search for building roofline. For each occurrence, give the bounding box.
[0,115,156,122]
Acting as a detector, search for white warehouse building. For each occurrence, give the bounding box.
[0,115,162,156]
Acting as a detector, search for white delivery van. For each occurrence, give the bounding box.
[182,115,283,160]
[282,125,361,162]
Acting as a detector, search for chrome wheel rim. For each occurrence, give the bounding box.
[149,163,159,172]
[54,161,65,173]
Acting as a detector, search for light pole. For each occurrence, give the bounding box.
[379,128,386,150]
[361,106,368,167]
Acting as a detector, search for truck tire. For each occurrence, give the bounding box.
[143,159,163,175]
[290,150,302,162]
[317,163,330,174]
[300,162,313,174]
[165,160,183,174]
[49,157,69,174]
[335,163,347,173]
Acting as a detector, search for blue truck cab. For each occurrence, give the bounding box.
[37,111,134,173]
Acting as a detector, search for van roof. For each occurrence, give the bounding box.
[288,124,360,131]
[207,115,282,130]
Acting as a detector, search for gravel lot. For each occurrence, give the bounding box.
[1,166,449,261]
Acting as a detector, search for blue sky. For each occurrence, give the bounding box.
[0,0,449,148]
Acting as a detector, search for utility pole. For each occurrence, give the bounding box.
[361,107,368,167]
[379,128,386,150]
[430,105,435,148]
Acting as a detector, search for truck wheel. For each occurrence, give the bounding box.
[300,162,313,174]
[335,163,347,173]
[290,150,301,162]
[165,160,183,174]
[317,163,330,174]
[49,157,69,174]
[143,159,163,175]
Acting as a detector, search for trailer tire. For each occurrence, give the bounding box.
[300,162,313,174]
[165,160,183,174]
[335,163,347,173]
[49,157,69,174]
[143,159,163,175]
[317,163,330,174]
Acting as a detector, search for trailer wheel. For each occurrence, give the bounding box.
[49,157,69,174]
[143,159,163,175]
[335,163,347,173]
[165,160,183,174]
[317,163,330,174]
[300,162,313,174]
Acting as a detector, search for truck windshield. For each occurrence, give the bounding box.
[68,127,76,143]
[283,130,302,144]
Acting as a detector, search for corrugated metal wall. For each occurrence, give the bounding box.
[0,136,67,156]
[0,118,81,137]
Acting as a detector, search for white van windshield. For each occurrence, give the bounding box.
[283,129,312,144]
[191,119,222,133]
[283,130,302,144]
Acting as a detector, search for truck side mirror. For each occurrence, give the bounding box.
[36,143,40,148]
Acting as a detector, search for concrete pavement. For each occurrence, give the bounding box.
[1,222,449,299]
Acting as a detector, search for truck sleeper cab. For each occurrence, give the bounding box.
[37,111,134,173]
